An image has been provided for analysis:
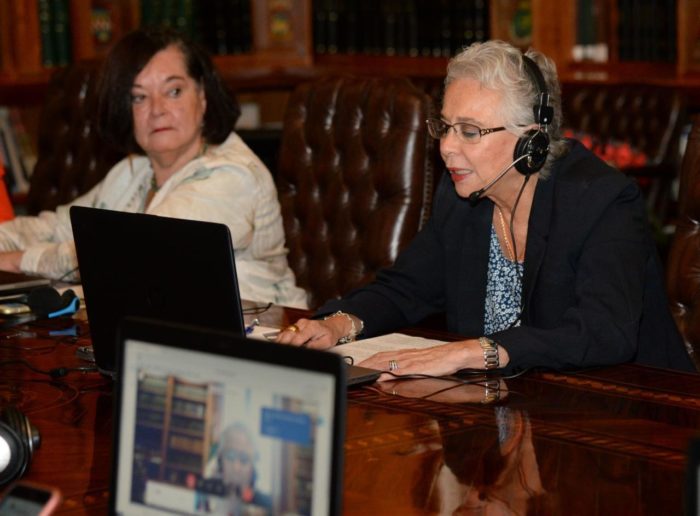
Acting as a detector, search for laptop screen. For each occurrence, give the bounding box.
[111,318,345,516]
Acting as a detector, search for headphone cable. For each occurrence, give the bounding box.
[0,359,98,379]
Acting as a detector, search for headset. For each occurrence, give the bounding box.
[468,53,556,203]
[0,407,40,487]
[512,54,554,175]
[27,287,80,318]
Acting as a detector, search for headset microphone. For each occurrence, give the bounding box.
[468,154,529,203]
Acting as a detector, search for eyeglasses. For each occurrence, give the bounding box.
[425,118,506,144]
[222,449,252,465]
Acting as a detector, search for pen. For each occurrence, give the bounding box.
[245,318,260,335]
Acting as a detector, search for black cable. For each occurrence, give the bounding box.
[0,359,98,378]
[379,367,531,382]
[376,367,532,400]
[242,302,273,315]
[51,266,80,285]
[505,173,531,329]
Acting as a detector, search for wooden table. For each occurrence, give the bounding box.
[1,305,698,515]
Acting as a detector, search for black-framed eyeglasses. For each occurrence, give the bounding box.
[425,118,506,144]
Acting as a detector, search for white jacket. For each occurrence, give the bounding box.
[0,132,308,308]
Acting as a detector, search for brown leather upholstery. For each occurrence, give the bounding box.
[562,84,685,224]
[277,75,435,309]
[26,60,123,214]
[667,114,700,371]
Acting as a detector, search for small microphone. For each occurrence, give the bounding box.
[467,154,529,203]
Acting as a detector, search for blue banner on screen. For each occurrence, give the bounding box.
[260,408,312,445]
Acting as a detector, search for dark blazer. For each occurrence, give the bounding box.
[320,140,695,373]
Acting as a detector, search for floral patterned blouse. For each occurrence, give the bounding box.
[484,224,523,334]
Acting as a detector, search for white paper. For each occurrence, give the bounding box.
[330,333,446,364]
[248,326,446,364]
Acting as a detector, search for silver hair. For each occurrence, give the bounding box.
[445,40,567,177]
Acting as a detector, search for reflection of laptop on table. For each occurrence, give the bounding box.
[111,317,345,516]
[70,207,245,376]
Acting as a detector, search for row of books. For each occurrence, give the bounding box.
[313,0,490,57]
[617,0,676,63]
[38,0,71,67]
[140,0,252,56]
[576,0,677,63]
[0,107,34,197]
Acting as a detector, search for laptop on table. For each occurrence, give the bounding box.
[0,270,51,298]
[111,316,345,516]
[70,206,381,386]
[70,207,245,376]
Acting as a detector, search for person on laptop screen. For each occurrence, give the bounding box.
[0,27,306,308]
[212,423,272,516]
[276,40,695,376]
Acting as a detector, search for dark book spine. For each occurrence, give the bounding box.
[439,0,451,57]
[406,0,418,57]
[343,3,359,54]
[313,0,328,54]
[326,0,340,54]
[38,0,55,67]
[212,0,229,55]
[617,0,633,61]
[474,0,488,42]
[240,0,252,53]
[51,0,71,66]
[383,0,397,56]
[665,0,677,62]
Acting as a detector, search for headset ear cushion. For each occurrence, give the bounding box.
[27,287,62,316]
[0,409,30,487]
[514,130,550,175]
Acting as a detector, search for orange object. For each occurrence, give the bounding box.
[0,163,15,221]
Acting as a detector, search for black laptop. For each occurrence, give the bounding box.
[111,317,345,515]
[70,207,245,376]
[0,270,51,298]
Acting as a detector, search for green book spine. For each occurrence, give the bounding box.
[38,0,55,67]
[51,0,72,66]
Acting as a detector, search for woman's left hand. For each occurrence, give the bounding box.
[0,251,23,273]
[358,340,480,381]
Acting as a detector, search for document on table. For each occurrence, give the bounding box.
[330,333,447,364]
[248,326,447,364]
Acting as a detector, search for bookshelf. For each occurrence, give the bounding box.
[533,0,700,84]
[2,1,700,106]
[0,0,311,104]
[132,375,221,495]
[159,377,218,485]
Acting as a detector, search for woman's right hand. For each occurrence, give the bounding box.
[0,251,23,273]
[275,316,351,350]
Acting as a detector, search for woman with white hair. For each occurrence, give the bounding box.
[278,40,694,376]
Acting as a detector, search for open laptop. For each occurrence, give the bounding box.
[111,317,345,516]
[70,207,245,376]
[0,270,50,299]
[70,206,380,386]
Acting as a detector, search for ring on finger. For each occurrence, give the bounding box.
[285,324,300,333]
[389,359,399,372]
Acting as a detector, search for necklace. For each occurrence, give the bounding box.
[150,142,209,193]
[496,205,516,262]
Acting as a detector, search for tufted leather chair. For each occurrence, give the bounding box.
[276,75,436,309]
[561,84,685,225]
[666,114,700,371]
[26,60,123,214]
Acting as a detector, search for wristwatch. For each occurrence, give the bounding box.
[479,337,499,369]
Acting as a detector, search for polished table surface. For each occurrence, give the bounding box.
[1,304,699,515]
